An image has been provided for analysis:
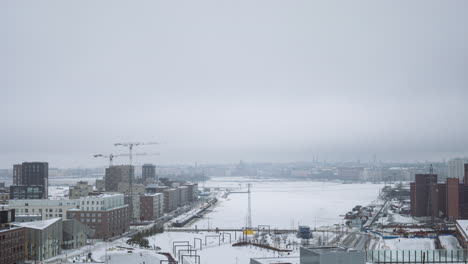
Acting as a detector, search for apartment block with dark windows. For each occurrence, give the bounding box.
[10,162,48,199]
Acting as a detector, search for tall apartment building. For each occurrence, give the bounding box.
[448,158,467,181]
[104,165,134,192]
[67,193,129,239]
[0,209,25,264]
[69,181,93,199]
[182,183,198,202]
[142,164,156,183]
[11,162,49,199]
[177,185,189,206]
[9,199,79,220]
[163,189,179,213]
[411,174,439,217]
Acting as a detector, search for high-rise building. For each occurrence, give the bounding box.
[412,174,438,217]
[11,162,48,199]
[142,164,156,183]
[448,158,467,181]
[104,165,134,192]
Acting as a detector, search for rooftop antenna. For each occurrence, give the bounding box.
[247,183,252,229]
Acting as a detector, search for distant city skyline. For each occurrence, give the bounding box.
[2,0,468,168]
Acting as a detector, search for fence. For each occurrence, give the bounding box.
[367,249,468,263]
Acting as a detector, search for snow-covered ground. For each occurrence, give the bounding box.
[149,231,305,264]
[48,185,69,199]
[439,235,461,250]
[194,177,384,229]
[383,238,436,250]
[384,212,414,225]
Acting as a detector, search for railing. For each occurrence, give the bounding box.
[367,249,468,263]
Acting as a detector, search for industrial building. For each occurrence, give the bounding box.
[410,164,468,221]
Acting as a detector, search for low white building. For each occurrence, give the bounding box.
[76,193,125,211]
[9,199,79,220]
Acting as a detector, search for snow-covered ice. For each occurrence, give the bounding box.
[194,177,384,229]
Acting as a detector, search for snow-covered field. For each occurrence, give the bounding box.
[194,177,384,229]
[383,238,436,250]
[149,231,300,264]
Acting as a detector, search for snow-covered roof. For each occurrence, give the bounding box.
[14,217,61,230]
[456,220,468,241]
[250,256,299,264]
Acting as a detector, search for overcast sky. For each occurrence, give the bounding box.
[1,0,468,168]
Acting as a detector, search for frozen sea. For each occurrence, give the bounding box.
[193,177,385,229]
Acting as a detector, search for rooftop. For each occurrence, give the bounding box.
[456,220,468,241]
[14,217,61,230]
[303,246,362,255]
[250,256,299,264]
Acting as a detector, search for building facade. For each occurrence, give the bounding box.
[449,158,467,181]
[67,194,130,239]
[411,165,468,221]
[104,165,133,192]
[10,185,46,200]
[62,219,92,249]
[142,164,156,183]
[139,193,164,221]
[9,199,79,220]
[12,162,48,199]
[0,209,25,264]
[15,218,63,262]
[69,181,93,199]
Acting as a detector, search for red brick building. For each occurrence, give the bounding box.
[411,165,468,221]
[0,209,25,264]
[67,194,130,240]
